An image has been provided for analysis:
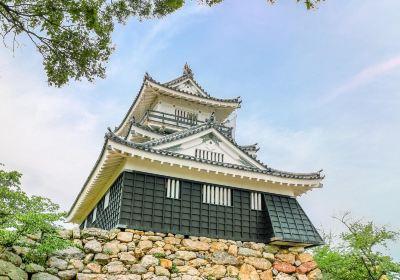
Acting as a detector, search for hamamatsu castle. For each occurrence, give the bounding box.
[67,64,324,247]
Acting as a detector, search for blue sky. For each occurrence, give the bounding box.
[1,0,399,258]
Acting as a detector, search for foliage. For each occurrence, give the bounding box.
[0,0,323,87]
[0,164,69,265]
[103,248,113,255]
[313,212,400,280]
[170,263,179,273]
[153,252,166,258]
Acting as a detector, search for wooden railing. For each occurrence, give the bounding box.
[145,110,202,128]
[141,110,233,135]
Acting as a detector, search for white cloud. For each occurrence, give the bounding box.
[0,4,208,213]
[108,4,210,80]
[0,51,109,211]
[236,108,400,259]
[320,55,400,104]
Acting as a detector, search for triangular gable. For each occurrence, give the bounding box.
[115,75,240,138]
[166,77,208,97]
[147,126,267,170]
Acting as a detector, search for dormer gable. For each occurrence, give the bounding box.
[114,64,240,138]
[169,79,207,96]
[163,63,209,97]
[145,125,267,170]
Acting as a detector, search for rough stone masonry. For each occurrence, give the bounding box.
[0,228,323,280]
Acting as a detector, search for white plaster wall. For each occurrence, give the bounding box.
[151,95,233,123]
[158,135,255,168]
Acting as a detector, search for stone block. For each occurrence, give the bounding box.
[181,239,210,251]
[117,232,133,243]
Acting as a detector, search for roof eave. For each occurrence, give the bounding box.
[67,134,323,223]
[114,76,241,137]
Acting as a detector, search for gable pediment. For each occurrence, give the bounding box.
[150,127,266,170]
[168,78,207,97]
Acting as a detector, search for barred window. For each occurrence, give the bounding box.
[251,192,262,210]
[104,191,110,209]
[195,149,224,162]
[202,184,231,206]
[92,206,97,222]
[166,178,180,199]
[175,109,198,125]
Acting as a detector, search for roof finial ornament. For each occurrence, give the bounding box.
[183,63,193,77]
[206,112,216,124]
[106,127,114,139]
[144,72,153,81]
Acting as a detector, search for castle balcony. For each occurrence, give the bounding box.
[140,109,233,136]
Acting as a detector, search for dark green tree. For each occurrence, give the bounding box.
[0,164,69,265]
[0,0,323,87]
[314,212,400,280]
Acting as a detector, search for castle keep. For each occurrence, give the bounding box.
[67,64,324,248]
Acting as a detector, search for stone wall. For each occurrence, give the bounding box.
[0,228,323,280]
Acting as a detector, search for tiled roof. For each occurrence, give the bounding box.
[106,125,323,180]
[146,74,241,104]
[239,144,260,152]
[115,71,240,135]
[131,123,166,135]
[264,194,324,245]
[163,64,211,98]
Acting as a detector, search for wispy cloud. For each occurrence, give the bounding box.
[108,4,210,79]
[320,55,400,104]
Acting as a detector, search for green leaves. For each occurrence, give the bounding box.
[0,0,323,87]
[313,213,400,280]
[153,0,185,17]
[0,165,69,265]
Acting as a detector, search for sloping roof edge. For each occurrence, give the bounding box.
[115,74,241,136]
[67,130,323,222]
[67,137,109,221]
[107,129,323,180]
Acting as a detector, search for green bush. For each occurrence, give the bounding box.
[313,213,400,280]
[0,165,70,265]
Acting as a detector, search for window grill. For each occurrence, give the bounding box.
[251,192,262,210]
[80,173,123,230]
[104,191,110,209]
[202,184,231,206]
[175,109,198,125]
[166,178,180,199]
[195,149,224,162]
[92,206,97,222]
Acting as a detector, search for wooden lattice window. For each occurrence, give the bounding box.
[92,206,97,222]
[195,149,224,162]
[104,191,110,209]
[166,178,180,199]
[202,184,231,206]
[175,109,198,125]
[250,192,262,210]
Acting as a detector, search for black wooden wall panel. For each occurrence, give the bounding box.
[80,173,123,230]
[119,170,273,243]
[79,170,322,245]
